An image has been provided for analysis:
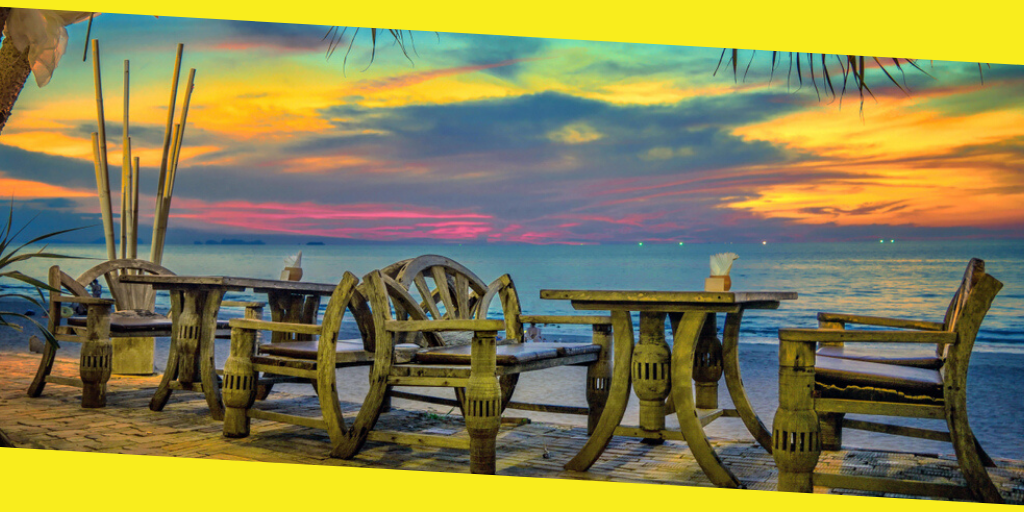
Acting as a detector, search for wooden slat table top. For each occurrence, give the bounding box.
[120,275,338,295]
[540,289,798,305]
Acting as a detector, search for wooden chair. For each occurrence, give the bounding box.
[383,255,613,433]
[773,258,1006,502]
[30,258,262,407]
[222,271,407,450]
[337,263,609,474]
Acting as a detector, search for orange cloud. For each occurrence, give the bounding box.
[0,177,93,199]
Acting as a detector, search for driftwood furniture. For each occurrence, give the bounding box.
[540,288,797,488]
[383,255,613,433]
[222,261,609,475]
[773,258,1005,502]
[221,272,381,452]
[119,274,334,419]
[33,259,263,408]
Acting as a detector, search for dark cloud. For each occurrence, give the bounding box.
[0,144,96,189]
[71,122,168,147]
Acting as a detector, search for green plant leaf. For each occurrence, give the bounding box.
[0,270,57,292]
[0,312,59,349]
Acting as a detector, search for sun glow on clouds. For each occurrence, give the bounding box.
[0,177,93,199]
[727,91,1024,230]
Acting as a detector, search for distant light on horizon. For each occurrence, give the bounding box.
[679,242,683,246]
[762,241,767,245]
[638,242,643,246]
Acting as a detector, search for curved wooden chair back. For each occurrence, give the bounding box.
[395,255,489,321]
[941,268,1003,389]
[358,271,438,348]
[938,258,986,358]
[392,255,526,343]
[74,259,175,312]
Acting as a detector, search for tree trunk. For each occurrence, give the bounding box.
[0,7,33,136]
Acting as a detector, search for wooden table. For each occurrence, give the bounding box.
[119,275,337,420]
[540,289,797,488]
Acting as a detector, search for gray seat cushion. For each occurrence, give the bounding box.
[815,355,944,405]
[817,345,944,370]
[413,342,600,365]
[259,339,368,360]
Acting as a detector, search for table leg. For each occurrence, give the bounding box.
[268,291,306,343]
[670,311,742,488]
[199,289,225,420]
[565,310,634,472]
[150,291,182,411]
[721,310,773,452]
[633,312,671,445]
[693,314,723,409]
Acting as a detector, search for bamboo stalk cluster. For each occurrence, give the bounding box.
[89,40,195,267]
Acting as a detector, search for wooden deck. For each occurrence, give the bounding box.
[1,352,1022,502]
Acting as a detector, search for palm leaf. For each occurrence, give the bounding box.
[0,312,59,349]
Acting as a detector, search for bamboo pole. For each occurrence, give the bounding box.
[167,69,195,197]
[125,138,135,260]
[152,68,196,265]
[152,122,178,266]
[151,43,184,264]
[120,60,130,261]
[130,156,139,259]
[91,39,115,261]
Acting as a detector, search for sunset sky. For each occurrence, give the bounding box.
[3,13,1024,244]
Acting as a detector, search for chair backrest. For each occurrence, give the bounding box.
[940,266,1003,389]
[74,258,175,312]
[938,258,986,358]
[358,270,438,350]
[394,255,489,321]
[390,255,525,343]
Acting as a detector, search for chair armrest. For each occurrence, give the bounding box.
[779,328,956,345]
[817,312,944,331]
[229,318,321,336]
[51,296,115,306]
[386,319,505,333]
[519,314,611,326]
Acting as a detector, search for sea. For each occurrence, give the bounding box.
[14,239,1023,349]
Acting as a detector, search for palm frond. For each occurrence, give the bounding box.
[720,50,987,109]
[323,27,436,75]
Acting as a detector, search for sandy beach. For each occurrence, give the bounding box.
[2,297,1022,460]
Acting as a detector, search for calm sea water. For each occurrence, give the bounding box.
[13,239,1024,349]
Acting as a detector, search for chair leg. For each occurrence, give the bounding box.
[79,303,113,408]
[317,365,348,455]
[947,400,1003,503]
[465,331,501,475]
[27,339,59,397]
[222,328,257,438]
[819,412,844,451]
[254,380,274,401]
[332,367,391,459]
[79,338,112,408]
[975,436,997,468]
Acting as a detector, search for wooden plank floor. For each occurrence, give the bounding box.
[1,352,1022,502]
